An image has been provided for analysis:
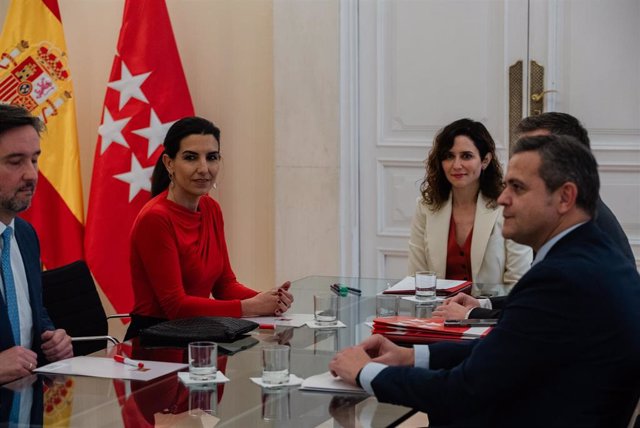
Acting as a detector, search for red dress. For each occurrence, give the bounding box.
[129,190,258,320]
[445,216,473,281]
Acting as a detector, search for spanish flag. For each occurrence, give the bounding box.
[0,0,84,268]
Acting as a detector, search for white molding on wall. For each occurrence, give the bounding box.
[376,157,423,236]
[340,0,360,278]
[376,247,409,280]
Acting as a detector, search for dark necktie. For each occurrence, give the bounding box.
[1,227,20,345]
[1,227,21,423]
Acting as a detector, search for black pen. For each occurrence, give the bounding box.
[330,284,343,296]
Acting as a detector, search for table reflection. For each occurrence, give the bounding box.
[261,387,290,421]
[2,276,421,427]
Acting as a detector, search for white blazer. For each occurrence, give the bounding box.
[408,193,532,286]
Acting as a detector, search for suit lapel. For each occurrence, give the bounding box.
[470,194,499,280]
[427,197,452,278]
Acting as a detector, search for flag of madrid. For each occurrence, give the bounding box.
[85,0,194,314]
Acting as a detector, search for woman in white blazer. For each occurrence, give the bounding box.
[408,119,532,287]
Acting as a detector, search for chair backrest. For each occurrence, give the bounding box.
[42,260,109,356]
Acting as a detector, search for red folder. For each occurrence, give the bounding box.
[372,316,492,344]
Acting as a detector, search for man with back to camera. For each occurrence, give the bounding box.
[330,135,640,427]
[0,104,73,422]
[435,111,637,320]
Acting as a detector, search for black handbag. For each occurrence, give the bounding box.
[138,316,259,347]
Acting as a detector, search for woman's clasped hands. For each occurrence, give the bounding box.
[241,281,294,316]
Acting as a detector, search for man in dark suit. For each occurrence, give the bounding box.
[435,111,636,320]
[330,135,640,427]
[0,105,72,386]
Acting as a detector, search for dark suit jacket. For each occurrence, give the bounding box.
[469,198,636,320]
[595,197,636,267]
[372,222,640,427]
[0,217,54,366]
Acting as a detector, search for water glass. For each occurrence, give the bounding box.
[188,341,217,381]
[262,344,291,385]
[376,295,399,318]
[314,293,338,325]
[415,271,437,300]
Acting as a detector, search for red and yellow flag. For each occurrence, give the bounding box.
[0,0,84,268]
[85,0,194,314]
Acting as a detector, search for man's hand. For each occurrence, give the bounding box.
[41,329,73,362]
[0,346,37,385]
[360,334,414,366]
[432,301,469,319]
[329,346,372,386]
[446,293,481,309]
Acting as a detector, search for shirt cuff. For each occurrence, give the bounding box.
[413,345,430,369]
[359,362,387,395]
[478,298,492,309]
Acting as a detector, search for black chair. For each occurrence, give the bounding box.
[42,260,129,356]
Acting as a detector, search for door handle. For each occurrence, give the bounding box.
[531,89,558,102]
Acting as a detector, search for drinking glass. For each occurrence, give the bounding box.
[262,344,291,385]
[188,341,217,381]
[314,294,338,325]
[415,271,437,300]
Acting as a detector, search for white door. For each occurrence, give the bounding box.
[357,0,640,279]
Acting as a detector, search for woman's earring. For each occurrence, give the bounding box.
[168,171,174,182]
[213,183,217,190]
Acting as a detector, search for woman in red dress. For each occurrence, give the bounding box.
[125,117,292,340]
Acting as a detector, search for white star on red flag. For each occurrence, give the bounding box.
[98,107,131,154]
[107,60,151,109]
[113,153,154,202]
[131,109,175,158]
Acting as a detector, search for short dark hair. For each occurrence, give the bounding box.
[517,112,590,148]
[513,134,599,216]
[421,118,504,210]
[0,104,44,137]
[150,116,221,197]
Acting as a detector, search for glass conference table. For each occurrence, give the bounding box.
[1,276,510,427]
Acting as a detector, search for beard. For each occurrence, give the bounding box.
[0,184,35,214]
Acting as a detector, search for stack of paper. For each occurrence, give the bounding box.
[382,276,471,296]
[300,371,367,394]
[372,316,491,344]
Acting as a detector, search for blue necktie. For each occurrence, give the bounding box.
[2,227,21,424]
[2,227,20,345]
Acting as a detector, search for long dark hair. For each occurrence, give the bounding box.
[150,116,221,197]
[420,118,504,211]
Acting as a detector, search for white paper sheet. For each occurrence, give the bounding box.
[243,313,315,328]
[34,356,187,381]
[300,371,368,394]
[177,371,229,385]
[382,276,469,294]
[250,374,304,388]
